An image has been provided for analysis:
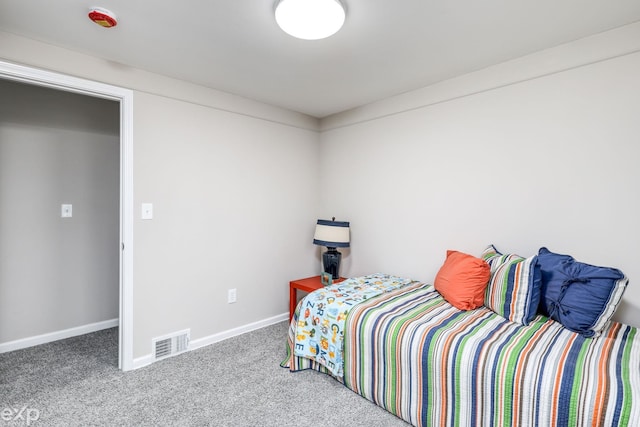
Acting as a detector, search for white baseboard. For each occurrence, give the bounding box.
[189,312,288,350]
[0,318,119,354]
[132,353,155,370]
[131,312,289,370]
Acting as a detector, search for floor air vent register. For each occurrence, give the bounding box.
[153,329,190,360]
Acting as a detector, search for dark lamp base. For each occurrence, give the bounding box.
[322,247,342,279]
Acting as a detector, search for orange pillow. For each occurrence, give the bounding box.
[434,250,491,310]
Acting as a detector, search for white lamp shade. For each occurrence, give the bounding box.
[275,0,346,40]
[313,219,350,248]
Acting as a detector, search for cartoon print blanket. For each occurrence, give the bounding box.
[292,273,417,377]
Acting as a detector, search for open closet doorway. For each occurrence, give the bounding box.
[0,60,134,371]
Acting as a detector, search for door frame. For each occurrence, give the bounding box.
[0,60,134,371]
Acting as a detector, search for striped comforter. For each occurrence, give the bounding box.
[284,280,640,426]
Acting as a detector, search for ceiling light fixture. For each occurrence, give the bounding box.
[275,0,345,40]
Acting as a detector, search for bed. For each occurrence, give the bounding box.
[282,247,640,427]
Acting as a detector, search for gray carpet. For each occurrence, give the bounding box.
[1,321,410,426]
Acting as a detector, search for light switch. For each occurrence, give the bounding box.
[141,203,153,220]
[61,204,72,218]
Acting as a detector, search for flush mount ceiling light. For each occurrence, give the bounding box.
[275,0,345,40]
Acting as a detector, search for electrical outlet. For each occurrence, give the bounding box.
[61,204,73,218]
[228,288,237,304]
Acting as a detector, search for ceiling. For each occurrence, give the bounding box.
[1,1,640,118]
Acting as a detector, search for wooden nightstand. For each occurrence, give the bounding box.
[289,276,346,321]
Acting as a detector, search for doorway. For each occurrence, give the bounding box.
[0,60,133,371]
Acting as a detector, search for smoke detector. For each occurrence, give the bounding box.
[88,7,118,28]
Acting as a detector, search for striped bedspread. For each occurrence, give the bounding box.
[284,279,640,427]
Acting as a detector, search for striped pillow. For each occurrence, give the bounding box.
[481,245,542,325]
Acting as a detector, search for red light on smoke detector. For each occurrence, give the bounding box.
[88,7,117,28]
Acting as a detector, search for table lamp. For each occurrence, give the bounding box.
[313,217,350,279]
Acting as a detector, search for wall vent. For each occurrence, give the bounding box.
[153,329,190,360]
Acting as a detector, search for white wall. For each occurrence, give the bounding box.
[319,23,640,328]
[132,92,320,357]
[0,31,321,360]
[0,80,120,343]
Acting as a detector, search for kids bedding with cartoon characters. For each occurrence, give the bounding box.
[281,246,640,427]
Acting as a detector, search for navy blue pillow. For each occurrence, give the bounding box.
[537,247,628,337]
